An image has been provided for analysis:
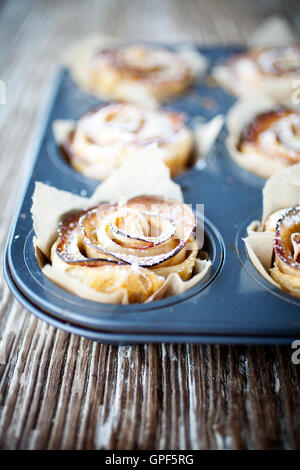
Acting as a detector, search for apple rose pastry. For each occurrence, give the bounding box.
[88,43,193,103]
[214,45,300,103]
[252,46,300,76]
[61,103,193,179]
[263,206,300,298]
[238,107,300,173]
[50,195,198,303]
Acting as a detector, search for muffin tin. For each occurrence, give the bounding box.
[4,46,300,344]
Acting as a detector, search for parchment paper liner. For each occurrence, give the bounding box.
[32,147,211,305]
[212,16,299,107]
[53,114,224,180]
[64,34,208,108]
[244,162,300,290]
[225,93,292,179]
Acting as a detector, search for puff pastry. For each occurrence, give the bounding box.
[213,45,300,104]
[50,195,199,303]
[62,103,194,179]
[264,206,300,297]
[238,107,300,172]
[87,43,194,103]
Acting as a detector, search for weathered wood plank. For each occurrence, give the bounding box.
[0,0,300,450]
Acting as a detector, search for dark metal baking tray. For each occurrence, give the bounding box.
[4,46,300,344]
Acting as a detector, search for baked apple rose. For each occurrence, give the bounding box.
[226,95,300,179]
[252,45,300,76]
[50,195,199,303]
[244,162,300,299]
[65,37,207,106]
[264,206,300,298]
[213,45,300,104]
[88,43,194,103]
[238,107,300,170]
[61,103,194,180]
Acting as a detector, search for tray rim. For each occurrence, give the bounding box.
[5,69,66,255]
[4,253,294,345]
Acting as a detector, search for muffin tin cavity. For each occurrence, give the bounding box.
[236,214,300,307]
[16,215,224,326]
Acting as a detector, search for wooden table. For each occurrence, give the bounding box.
[0,0,300,450]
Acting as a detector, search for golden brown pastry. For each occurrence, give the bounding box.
[231,45,300,77]
[264,208,287,232]
[50,195,198,303]
[61,103,194,180]
[238,107,300,169]
[214,45,300,103]
[88,43,193,102]
[264,205,300,297]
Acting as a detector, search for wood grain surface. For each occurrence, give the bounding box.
[1,0,300,450]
